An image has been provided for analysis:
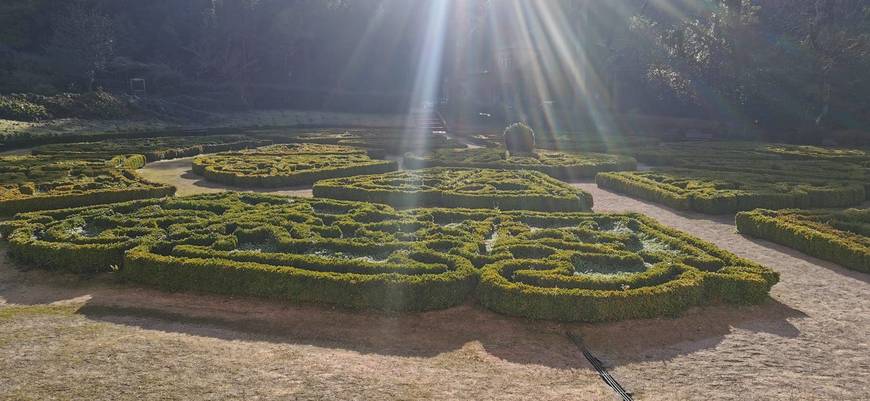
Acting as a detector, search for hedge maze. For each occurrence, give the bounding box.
[192,144,398,187]
[313,167,595,212]
[0,155,175,216]
[404,147,637,180]
[597,169,866,214]
[0,192,778,320]
[737,208,869,273]
[32,135,268,162]
[596,141,870,213]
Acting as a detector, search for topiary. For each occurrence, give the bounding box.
[504,122,536,155]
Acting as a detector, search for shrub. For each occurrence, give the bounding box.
[192,144,398,188]
[5,90,130,120]
[0,155,175,216]
[0,193,778,320]
[504,122,536,155]
[597,169,866,214]
[0,95,49,121]
[736,208,869,273]
[313,167,594,212]
[253,129,465,156]
[404,147,637,180]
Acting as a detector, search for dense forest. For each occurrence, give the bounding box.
[0,0,868,135]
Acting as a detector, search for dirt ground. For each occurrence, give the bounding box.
[1,171,869,400]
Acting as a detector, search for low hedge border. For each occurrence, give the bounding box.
[254,129,465,155]
[736,208,869,273]
[0,155,175,216]
[32,135,270,162]
[597,169,866,214]
[192,143,398,188]
[0,193,778,319]
[404,147,637,180]
[313,167,594,212]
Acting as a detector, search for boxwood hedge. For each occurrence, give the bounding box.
[313,167,594,212]
[626,141,870,196]
[0,155,175,216]
[192,144,398,187]
[254,129,464,155]
[0,192,777,320]
[737,208,869,273]
[404,147,637,180]
[597,169,866,214]
[32,135,269,162]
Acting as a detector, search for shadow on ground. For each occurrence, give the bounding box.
[0,242,804,370]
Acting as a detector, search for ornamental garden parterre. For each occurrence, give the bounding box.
[0,192,778,321]
[16,132,866,322]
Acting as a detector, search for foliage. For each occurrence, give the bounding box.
[504,122,536,155]
[33,135,269,162]
[253,129,465,156]
[404,147,637,180]
[0,155,174,216]
[192,144,398,187]
[0,192,777,320]
[597,169,866,214]
[737,208,869,273]
[46,2,115,90]
[625,141,870,194]
[0,95,49,121]
[313,168,593,212]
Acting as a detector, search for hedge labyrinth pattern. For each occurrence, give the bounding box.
[0,192,778,320]
[192,144,398,187]
[404,147,637,180]
[737,208,869,273]
[0,155,175,216]
[32,135,269,162]
[597,169,867,214]
[313,167,594,212]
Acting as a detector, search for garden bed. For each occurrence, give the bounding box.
[0,155,175,216]
[192,144,398,187]
[404,147,637,180]
[0,192,778,320]
[32,135,269,162]
[313,167,594,212]
[736,208,869,273]
[597,169,866,214]
[254,129,465,155]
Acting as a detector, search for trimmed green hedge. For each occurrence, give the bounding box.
[0,155,175,216]
[737,208,869,273]
[32,135,269,162]
[192,143,398,187]
[254,129,464,155]
[761,144,869,163]
[404,147,637,180]
[597,169,866,214]
[472,211,777,321]
[313,167,594,212]
[1,193,777,320]
[0,193,481,310]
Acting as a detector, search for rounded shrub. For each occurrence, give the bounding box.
[504,122,536,155]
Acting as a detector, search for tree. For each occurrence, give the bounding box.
[47,2,115,91]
